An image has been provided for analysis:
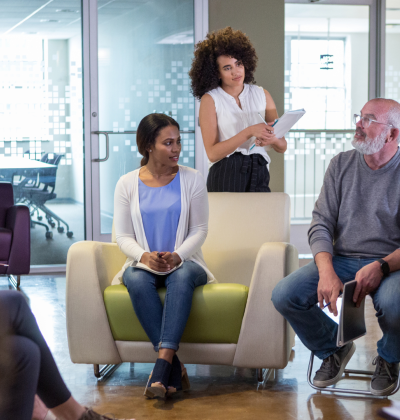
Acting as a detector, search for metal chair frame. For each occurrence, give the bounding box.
[307,352,400,398]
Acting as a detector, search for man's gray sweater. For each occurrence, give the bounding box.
[308,148,400,258]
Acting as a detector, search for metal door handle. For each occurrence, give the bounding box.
[91,129,195,163]
[92,132,109,162]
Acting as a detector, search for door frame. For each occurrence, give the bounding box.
[82,0,209,243]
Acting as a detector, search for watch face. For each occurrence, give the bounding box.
[381,260,390,276]
[379,259,390,277]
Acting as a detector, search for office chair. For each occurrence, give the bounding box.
[0,182,30,288]
[14,153,55,238]
[21,154,74,239]
[13,152,48,200]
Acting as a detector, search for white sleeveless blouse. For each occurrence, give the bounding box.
[206,84,271,165]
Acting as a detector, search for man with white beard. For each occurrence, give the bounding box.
[272,98,400,396]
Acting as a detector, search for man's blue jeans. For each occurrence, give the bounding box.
[272,256,400,363]
[123,261,207,352]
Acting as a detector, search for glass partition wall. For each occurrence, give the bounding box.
[0,0,200,268]
[284,2,372,221]
[0,1,84,266]
[386,0,400,101]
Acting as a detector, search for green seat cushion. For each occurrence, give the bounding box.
[104,283,249,343]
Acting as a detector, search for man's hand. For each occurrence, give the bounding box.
[317,272,343,316]
[353,261,383,307]
[140,252,171,272]
[315,252,343,316]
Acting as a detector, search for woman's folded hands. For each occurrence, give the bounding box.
[140,251,182,272]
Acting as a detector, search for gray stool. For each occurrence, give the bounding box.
[307,352,400,397]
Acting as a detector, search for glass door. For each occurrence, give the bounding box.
[0,1,85,269]
[85,0,206,242]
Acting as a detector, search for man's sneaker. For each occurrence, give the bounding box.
[313,342,356,387]
[370,355,399,396]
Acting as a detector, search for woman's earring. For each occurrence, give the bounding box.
[150,150,152,152]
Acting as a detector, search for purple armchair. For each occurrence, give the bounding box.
[0,183,30,287]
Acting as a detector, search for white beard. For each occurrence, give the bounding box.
[351,131,387,155]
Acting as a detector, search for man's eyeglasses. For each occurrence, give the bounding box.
[353,114,393,129]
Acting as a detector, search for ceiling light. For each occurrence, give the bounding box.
[56,9,79,13]
[157,30,193,45]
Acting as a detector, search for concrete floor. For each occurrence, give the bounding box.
[1,275,399,420]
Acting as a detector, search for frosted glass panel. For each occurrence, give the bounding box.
[97,0,195,234]
[385,1,400,102]
[0,1,84,265]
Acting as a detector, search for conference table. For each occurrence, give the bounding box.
[0,156,56,183]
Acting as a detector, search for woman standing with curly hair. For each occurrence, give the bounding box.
[190,27,287,192]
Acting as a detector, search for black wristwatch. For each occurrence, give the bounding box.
[377,258,390,278]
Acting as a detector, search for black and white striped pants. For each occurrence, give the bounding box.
[207,152,271,192]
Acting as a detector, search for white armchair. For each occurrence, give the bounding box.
[66,192,298,379]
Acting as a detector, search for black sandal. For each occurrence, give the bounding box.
[144,358,172,399]
[166,354,190,396]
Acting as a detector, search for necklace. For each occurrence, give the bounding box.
[145,165,173,177]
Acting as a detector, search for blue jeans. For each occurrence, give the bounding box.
[123,261,207,352]
[272,256,400,363]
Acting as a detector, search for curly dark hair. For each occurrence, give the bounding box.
[189,27,258,100]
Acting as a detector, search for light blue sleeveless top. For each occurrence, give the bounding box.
[138,171,181,253]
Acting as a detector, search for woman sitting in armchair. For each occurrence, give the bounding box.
[114,113,214,399]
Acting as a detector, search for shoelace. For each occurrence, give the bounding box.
[318,353,341,375]
[372,356,393,381]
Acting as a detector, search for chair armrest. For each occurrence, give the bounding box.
[233,242,298,369]
[6,205,30,275]
[66,241,126,364]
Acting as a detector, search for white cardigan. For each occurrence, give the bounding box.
[112,165,215,284]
